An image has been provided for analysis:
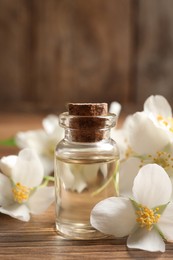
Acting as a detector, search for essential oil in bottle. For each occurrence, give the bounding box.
[54,103,119,239]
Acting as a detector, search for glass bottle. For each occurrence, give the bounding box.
[54,103,119,239]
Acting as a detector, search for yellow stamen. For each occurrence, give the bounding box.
[12,182,31,204]
[157,115,163,121]
[139,150,173,170]
[136,205,160,231]
[157,114,173,133]
[125,146,134,159]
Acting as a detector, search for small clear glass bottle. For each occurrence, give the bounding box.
[54,103,119,239]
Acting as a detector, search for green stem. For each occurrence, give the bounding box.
[0,137,16,146]
[91,174,114,197]
[91,160,120,197]
[40,176,55,187]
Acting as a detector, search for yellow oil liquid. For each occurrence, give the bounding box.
[55,157,118,239]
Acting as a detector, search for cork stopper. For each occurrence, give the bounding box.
[67,103,108,142]
[68,103,108,116]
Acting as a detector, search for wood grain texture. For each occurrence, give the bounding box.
[0,113,173,259]
[1,205,172,260]
[0,0,133,113]
[136,0,173,105]
[1,0,173,113]
[0,0,31,107]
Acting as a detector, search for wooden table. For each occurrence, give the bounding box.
[0,113,173,259]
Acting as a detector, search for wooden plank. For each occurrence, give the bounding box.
[0,203,172,259]
[0,0,31,109]
[136,0,173,106]
[34,0,133,112]
[0,0,133,113]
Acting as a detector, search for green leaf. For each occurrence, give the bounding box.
[0,137,16,146]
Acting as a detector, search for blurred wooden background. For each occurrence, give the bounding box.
[0,0,173,114]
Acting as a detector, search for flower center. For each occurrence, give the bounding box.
[136,205,160,231]
[12,182,31,204]
[139,151,173,170]
[125,145,137,159]
[157,114,173,132]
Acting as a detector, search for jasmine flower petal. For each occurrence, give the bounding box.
[15,130,48,154]
[0,155,17,177]
[12,148,44,188]
[71,177,87,193]
[133,164,172,208]
[0,204,30,222]
[0,173,13,205]
[119,157,141,197]
[144,95,172,119]
[42,114,60,134]
[59,163,75,189]
[90,197,136,237]
[28,186,55,215]
[82,164,99,183]
[157,202,173,241]
[39,155,54,176]
[127,227,165,252]
[109,102,121,116]
[127,112,170,155]
[100,163,108,179]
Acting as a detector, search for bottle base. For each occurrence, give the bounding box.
[55,222,109,240]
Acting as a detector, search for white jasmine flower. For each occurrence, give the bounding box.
[15,115,64,175]
[109,101,121,116]
[0,148,54,221]
[57,161,108,193]
[111,95,173,159]
[111,114,133,160]
[118,112,173,197]
[0,155,17,177]
[109,101,125,159]
[144,95,173,139]
[91,164,173,252]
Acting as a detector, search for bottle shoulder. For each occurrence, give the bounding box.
[56,138,117,149]
[55,138,119,161]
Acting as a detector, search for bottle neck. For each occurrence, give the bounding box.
[64,128,111,142]
[59,112,117,143]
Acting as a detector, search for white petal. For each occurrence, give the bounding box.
[69,165,87,192]
[157,202,173,241]
[109,102,121,117]
[144,95,172,119]
[82,164,99,183]
[0,155,17,177]
[133,164,172,208]
[0,173,13,205]
[111,114,134,160]
[111,128,128,160]
[42,115,64,144]
[119,158,141,198]
[39,155,54,176]
[42,114,59,134]
[57,161,75,189]
[127,112,170,154]
[71,174,87,193]
[90,197,136,237]
[12,148,44,188]
[100,163,108,179]
[169,175,173,199]
[127,227,165,252]
[15,130,48,153]
[0,204,30,221]
[28,186,55,214]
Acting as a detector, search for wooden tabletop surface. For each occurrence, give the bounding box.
[0,113,173,260]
